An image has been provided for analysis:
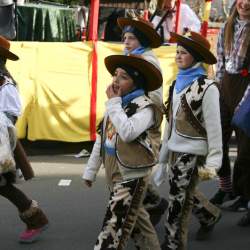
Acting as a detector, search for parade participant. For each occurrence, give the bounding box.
[210,0,250,221]
[151,0,201,42]
[0,35,49,243]
[155,31,222,249]
[117,16,168,225]
[83,54,162,250]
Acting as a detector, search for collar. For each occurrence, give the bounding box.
[122,88,144,107]
[124,46,146,55]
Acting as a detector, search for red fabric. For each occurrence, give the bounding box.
[201,21,208,37]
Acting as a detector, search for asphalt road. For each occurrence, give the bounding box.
[1,150,249,250]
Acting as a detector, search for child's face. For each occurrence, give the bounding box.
[123,32,141,53]
[162,0,175,10]
[236,0,250,20]
[175,46,195,69]
[112,67,136,96]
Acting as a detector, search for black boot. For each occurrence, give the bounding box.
[237,210,250,227]
[195,212,221,241]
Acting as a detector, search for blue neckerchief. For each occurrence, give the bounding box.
[104,144,116,156]
[175,66,206,94]
[124,46,146,55]
[122,88,144,107]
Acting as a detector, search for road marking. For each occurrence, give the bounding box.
[58,179,72,186]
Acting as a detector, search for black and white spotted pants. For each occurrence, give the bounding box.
[164,152,221,250]
[94,176,161,250]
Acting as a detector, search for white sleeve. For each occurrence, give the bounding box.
[153,121,169,186]
[202,85,222,169]
[159,121,169,164]
[0,84,22,117]
[82,135,102,182]
[106,97,154,142]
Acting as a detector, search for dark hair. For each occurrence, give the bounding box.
[122,26,150,48]
[117,65,146,87]
[177,42,204,62]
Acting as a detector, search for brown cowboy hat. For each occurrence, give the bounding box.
[170,31,217,64]
[105,54,162,92]
[0,36,19,61]
[117,17,162,48]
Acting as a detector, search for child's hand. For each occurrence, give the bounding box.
[84,179,93,187]
[106,84,121,99]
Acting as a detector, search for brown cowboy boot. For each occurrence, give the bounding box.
[19,200,49,243]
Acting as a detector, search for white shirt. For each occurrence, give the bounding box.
[0,82,22,117]
[152,3,201,42]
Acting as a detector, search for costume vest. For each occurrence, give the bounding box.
[166,76,218,140]
[100,95,162,169]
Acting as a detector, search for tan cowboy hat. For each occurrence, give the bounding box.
[170,31,217,64]
[105,54,162,92]
[0,35,19,61]
[117,17,162,48]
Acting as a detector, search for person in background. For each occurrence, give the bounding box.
[210,0,250,223]
[83,54,162,250]
[117,16,168,226]
[151,0,201,42]
[155,31,222,250]
[0,35,49,243]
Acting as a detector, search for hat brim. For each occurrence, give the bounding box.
[0,47,19,61]
[170,32,217,64]
[105,55,162,92]
[118,18,162,48]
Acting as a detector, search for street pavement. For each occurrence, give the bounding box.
[1,146,250,250]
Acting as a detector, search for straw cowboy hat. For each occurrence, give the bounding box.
[0,35,19,61]
[105,54,163,91]
[117,17,162,48]
[170,31,217,64]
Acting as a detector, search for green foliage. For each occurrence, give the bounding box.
[30,0,82,7]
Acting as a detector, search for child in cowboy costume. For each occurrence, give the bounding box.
[83,54,163,250]
[0,35,49,243]
[154,31,223,250]
[117,16,168,226]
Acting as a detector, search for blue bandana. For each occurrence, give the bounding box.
[124,46,146,56]
[175,66,206,94]
[122,88,144,107]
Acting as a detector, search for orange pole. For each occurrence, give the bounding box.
[175,0,181,33]
[88,0,99,41]
[143,10,149,20]
[88,0,100,141]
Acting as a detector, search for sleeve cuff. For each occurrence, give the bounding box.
[105,97,122,107]
[82,170,96,182]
